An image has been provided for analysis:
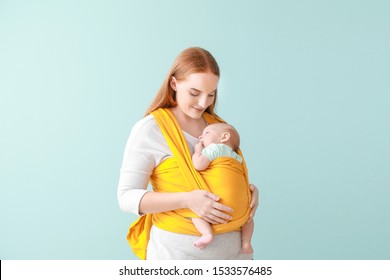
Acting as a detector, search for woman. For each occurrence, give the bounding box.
[117,47,259,259]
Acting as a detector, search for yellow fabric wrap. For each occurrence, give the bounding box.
[127,108,251,259]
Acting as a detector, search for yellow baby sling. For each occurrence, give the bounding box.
[127,108,251,259]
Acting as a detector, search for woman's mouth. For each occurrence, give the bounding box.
[192,107,204,112]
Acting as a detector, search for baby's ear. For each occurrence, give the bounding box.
[220,132,231,143]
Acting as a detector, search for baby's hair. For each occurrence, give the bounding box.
[225,124,240,152]
[214,123,240,152]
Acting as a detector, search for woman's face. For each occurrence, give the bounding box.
[171,72,219,120]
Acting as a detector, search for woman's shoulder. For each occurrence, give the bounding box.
[130,114,160,136]
[125,114,168,153]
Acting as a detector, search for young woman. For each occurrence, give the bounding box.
[117,47,259,259]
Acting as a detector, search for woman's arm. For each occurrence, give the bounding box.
[117,116,161,214]
[118,116,233,224]
[139,190,233,224]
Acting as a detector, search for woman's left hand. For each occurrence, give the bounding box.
[247,184,259,223]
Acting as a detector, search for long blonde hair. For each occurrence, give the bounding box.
[145,47,220,117]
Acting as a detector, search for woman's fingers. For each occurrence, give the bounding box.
[202,216,219,225]
[204,211,230,224]
[203,203,233,224]
[249,184,259,218]
[214,202,233,214]
[204,192,220,201]
[249,184,258,205]
[205,192,233,213]
[211,208,232,221]
[189,190,234,224]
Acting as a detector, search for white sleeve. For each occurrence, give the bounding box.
[117,115,171,215]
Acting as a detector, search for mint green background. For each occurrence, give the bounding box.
[1,0,389,260]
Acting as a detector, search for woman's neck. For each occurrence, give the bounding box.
[170,107,207,138]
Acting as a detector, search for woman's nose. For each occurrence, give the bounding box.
[198,96,208,108]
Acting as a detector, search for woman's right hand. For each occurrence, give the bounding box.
[185,190,233,224]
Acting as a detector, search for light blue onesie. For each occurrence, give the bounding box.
[201,143,242,163]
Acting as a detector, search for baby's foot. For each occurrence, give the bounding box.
[193,233,213,250]
[241,242,254,254]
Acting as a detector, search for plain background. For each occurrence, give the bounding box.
[0,0,389,260]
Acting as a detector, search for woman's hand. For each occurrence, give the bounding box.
[185,190,233,224]
[247,184,259,223]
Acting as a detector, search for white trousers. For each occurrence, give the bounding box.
[146,225,253,260]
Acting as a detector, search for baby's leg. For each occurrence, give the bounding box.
[192,218,213,249]
[241,220,254,254]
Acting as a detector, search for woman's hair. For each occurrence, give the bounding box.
[145,47,220,116]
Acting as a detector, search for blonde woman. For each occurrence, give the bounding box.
[117,47,259,260]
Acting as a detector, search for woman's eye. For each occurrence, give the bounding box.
[190,92,199,96]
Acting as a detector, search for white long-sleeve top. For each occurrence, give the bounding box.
[117,114,253,260]
[117,114,199,215]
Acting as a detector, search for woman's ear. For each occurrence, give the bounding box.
[170,76,177,91]
[220,132,231,143]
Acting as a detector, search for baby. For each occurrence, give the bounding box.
[192,123,254,254]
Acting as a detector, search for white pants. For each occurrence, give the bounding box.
[146,225,253,260]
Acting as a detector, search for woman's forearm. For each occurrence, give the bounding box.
[140,190,233,224]
[138,191,188,214]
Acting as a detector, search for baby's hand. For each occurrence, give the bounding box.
[194,141,203,153]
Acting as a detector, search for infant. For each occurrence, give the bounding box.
[192,123,254,254]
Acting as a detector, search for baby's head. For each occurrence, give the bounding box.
[199,123,240,151]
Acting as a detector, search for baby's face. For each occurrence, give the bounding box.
[199,124,223,147]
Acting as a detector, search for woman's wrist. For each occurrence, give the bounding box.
[181,191,190,209]
[139,191,189,214]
